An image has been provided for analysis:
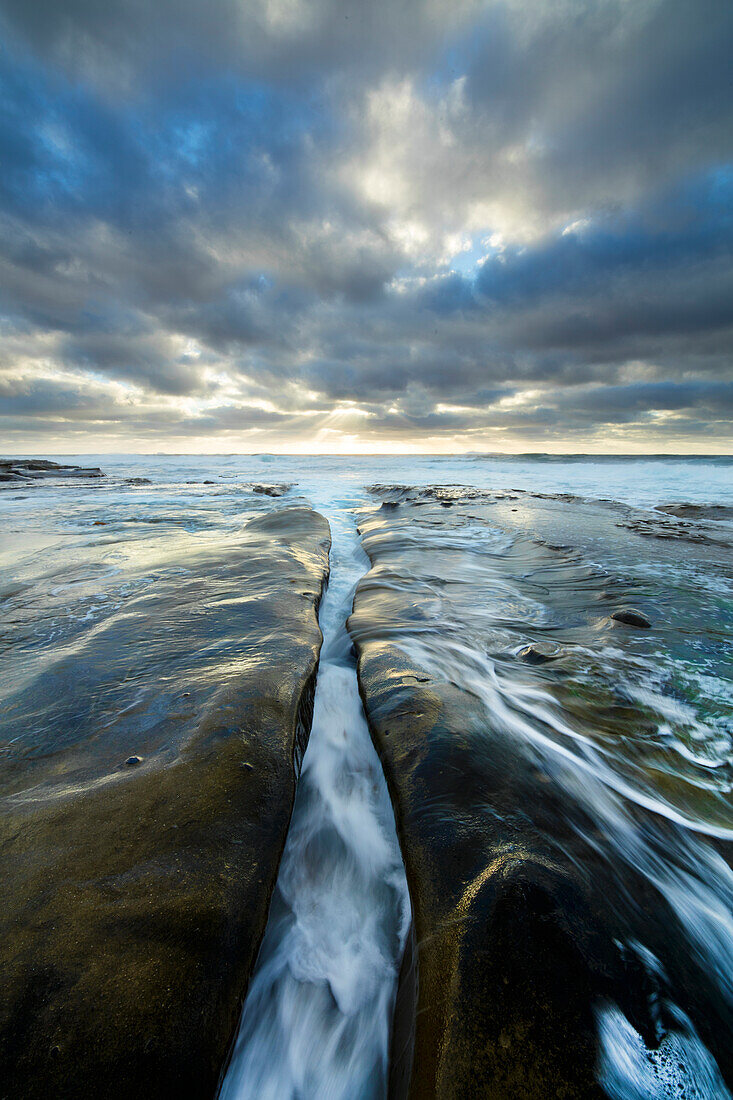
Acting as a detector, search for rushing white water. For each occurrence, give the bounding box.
[597,1000,732,1100]
[219,489,410,1100]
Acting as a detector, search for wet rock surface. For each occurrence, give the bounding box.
[657,502,733,521]
[610,607,652,628]
[0,506,330,1100]
[248,482,292,497]
[0,458,104,483]
[349,487,733,1099]
[351,646,611,1099]
[516,641,566,664]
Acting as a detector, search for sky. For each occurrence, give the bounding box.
[0,0,732,454]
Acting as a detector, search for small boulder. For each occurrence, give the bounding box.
[517,643,564,665]
[611,608,651,629]
[252,484,289,497]
[124,755,143,767]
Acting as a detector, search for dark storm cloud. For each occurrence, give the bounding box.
[0,0,479,94]
[474,183,733,309]
[458,0,733,210]
[407,171,733,385]
[0,0,731,447]
[0,376,111,417]
[58,328,207,395]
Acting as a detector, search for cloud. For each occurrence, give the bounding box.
[0,0,731,450]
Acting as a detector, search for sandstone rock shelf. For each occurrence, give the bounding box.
[348,487,733,1099]
[0,507,330,1100]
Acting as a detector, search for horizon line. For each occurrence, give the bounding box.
[2,450,732,459]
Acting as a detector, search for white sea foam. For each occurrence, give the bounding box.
[597,1000,731,1100]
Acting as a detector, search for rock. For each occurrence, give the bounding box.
[611,608,651,628]
[125,477,152,485]
[349,637,616,1099]
[616,516,726,547]
[250,483,290,497]
[124,755,143,766]
[0,459,104,484]
[0,507,330,1100]
[349,501,730,1097]
[517,643,564,665]
[658,503,733,521]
